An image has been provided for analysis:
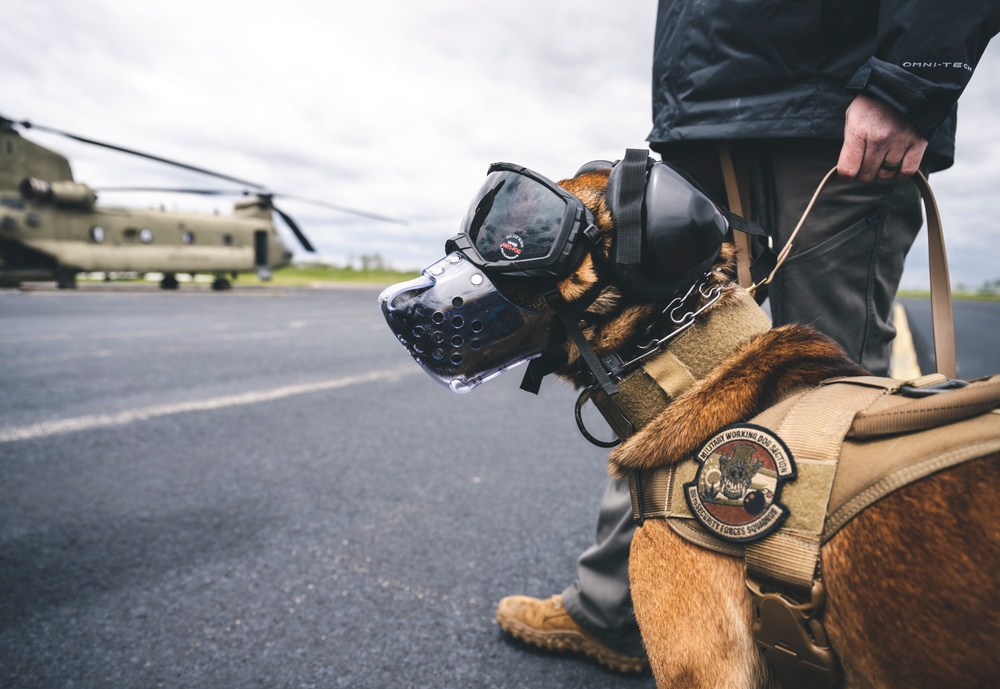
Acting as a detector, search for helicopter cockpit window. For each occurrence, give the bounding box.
[89,226,105,243]
[222,233,233,246]
[182,231,195,245]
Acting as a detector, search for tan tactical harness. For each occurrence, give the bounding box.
[626,371,1000,688]
[604,160,999,689]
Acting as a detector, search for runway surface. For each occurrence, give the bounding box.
[1,285,997,688]
[0,285,649,689]
[899,297,1000,379]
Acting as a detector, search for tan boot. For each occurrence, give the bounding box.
[496,594,649,674]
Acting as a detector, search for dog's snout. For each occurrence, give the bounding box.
[378,252,553,392]
[387,285,431,314]
[380,276,473,366]
[392,293,484,367]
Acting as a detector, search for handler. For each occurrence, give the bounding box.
[496,0,999,673]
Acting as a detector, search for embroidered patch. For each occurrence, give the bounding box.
[684,424,796,543]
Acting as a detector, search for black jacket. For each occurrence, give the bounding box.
[648,0,1000,170]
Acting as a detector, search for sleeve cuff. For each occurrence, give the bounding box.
[847,58,963,139]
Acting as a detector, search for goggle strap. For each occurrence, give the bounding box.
[587,235,610,280]
[720,207,768,238]
[519,351,564,395]
[718,207,778,295]
[560,309,619,397]
[546,289,619,397]
[520,245,613,395]
[613,148,651,266]
[749,250,778,288]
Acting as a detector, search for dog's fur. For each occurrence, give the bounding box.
[536,169,1000,689]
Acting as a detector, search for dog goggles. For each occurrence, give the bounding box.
[378,252,554,392]
[445,163,601,279]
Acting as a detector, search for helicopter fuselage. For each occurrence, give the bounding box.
[0,117,409,289]
[0,193,292,285]
[0,125,300,289]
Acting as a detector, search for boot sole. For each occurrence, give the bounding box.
[496,609,649,674]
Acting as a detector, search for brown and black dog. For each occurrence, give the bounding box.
[521,168,1000,689]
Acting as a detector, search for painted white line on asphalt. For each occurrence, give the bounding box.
[0,367,419,443]
[889,302,922,381]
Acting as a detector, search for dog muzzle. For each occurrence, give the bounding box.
[379,252,553,393]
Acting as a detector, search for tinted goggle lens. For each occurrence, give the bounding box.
[459,170,569,264]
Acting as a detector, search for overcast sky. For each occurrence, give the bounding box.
[3,1,998,288]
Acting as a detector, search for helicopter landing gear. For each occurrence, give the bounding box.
[55,266,77,289]
[160,273,180,290]
[211,275,232,291]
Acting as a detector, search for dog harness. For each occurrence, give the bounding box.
[599,288,1000,689]
[628,373,1000,688]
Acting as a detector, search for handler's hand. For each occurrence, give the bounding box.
[838,94,928,182]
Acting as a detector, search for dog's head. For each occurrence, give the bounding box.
[379,151,738,393]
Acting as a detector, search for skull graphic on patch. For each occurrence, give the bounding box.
[684,423,796,543]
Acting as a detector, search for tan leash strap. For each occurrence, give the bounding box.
[719,143,754,289]
[753,168,956,378]
[750,166,839,297]
[912,172,956,378]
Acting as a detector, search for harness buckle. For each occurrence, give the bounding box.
[898,374,969,398]
[582,222,604,246]
[746,576,842,689]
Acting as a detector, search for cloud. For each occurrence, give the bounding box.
[902,43,1000,289]
[2,1,998,283]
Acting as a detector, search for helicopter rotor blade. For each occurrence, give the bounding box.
[278,194,409,226]
[94,186,238,195]
[4,115,410,228]
[7,116,267,190]
[272,204,316,253]
[96,187,408,226]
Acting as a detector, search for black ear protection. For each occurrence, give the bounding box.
[573,159,615,176]
[601,149,728,302]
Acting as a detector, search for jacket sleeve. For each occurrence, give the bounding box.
[846,0,1000,138]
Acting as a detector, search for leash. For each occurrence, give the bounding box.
[720,143,756,289]
[720,155,956,379]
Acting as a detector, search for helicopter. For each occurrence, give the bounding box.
[0,115,404,290]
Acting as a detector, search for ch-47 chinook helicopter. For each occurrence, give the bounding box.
[0,115,404,290]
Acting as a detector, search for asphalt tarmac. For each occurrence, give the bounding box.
[899,297,1000,379]
[0,285,652,689]
[1,285,997,689]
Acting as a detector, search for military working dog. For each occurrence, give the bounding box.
[381,158,1000,689]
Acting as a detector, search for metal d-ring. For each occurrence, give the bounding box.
[575,387,623,448]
